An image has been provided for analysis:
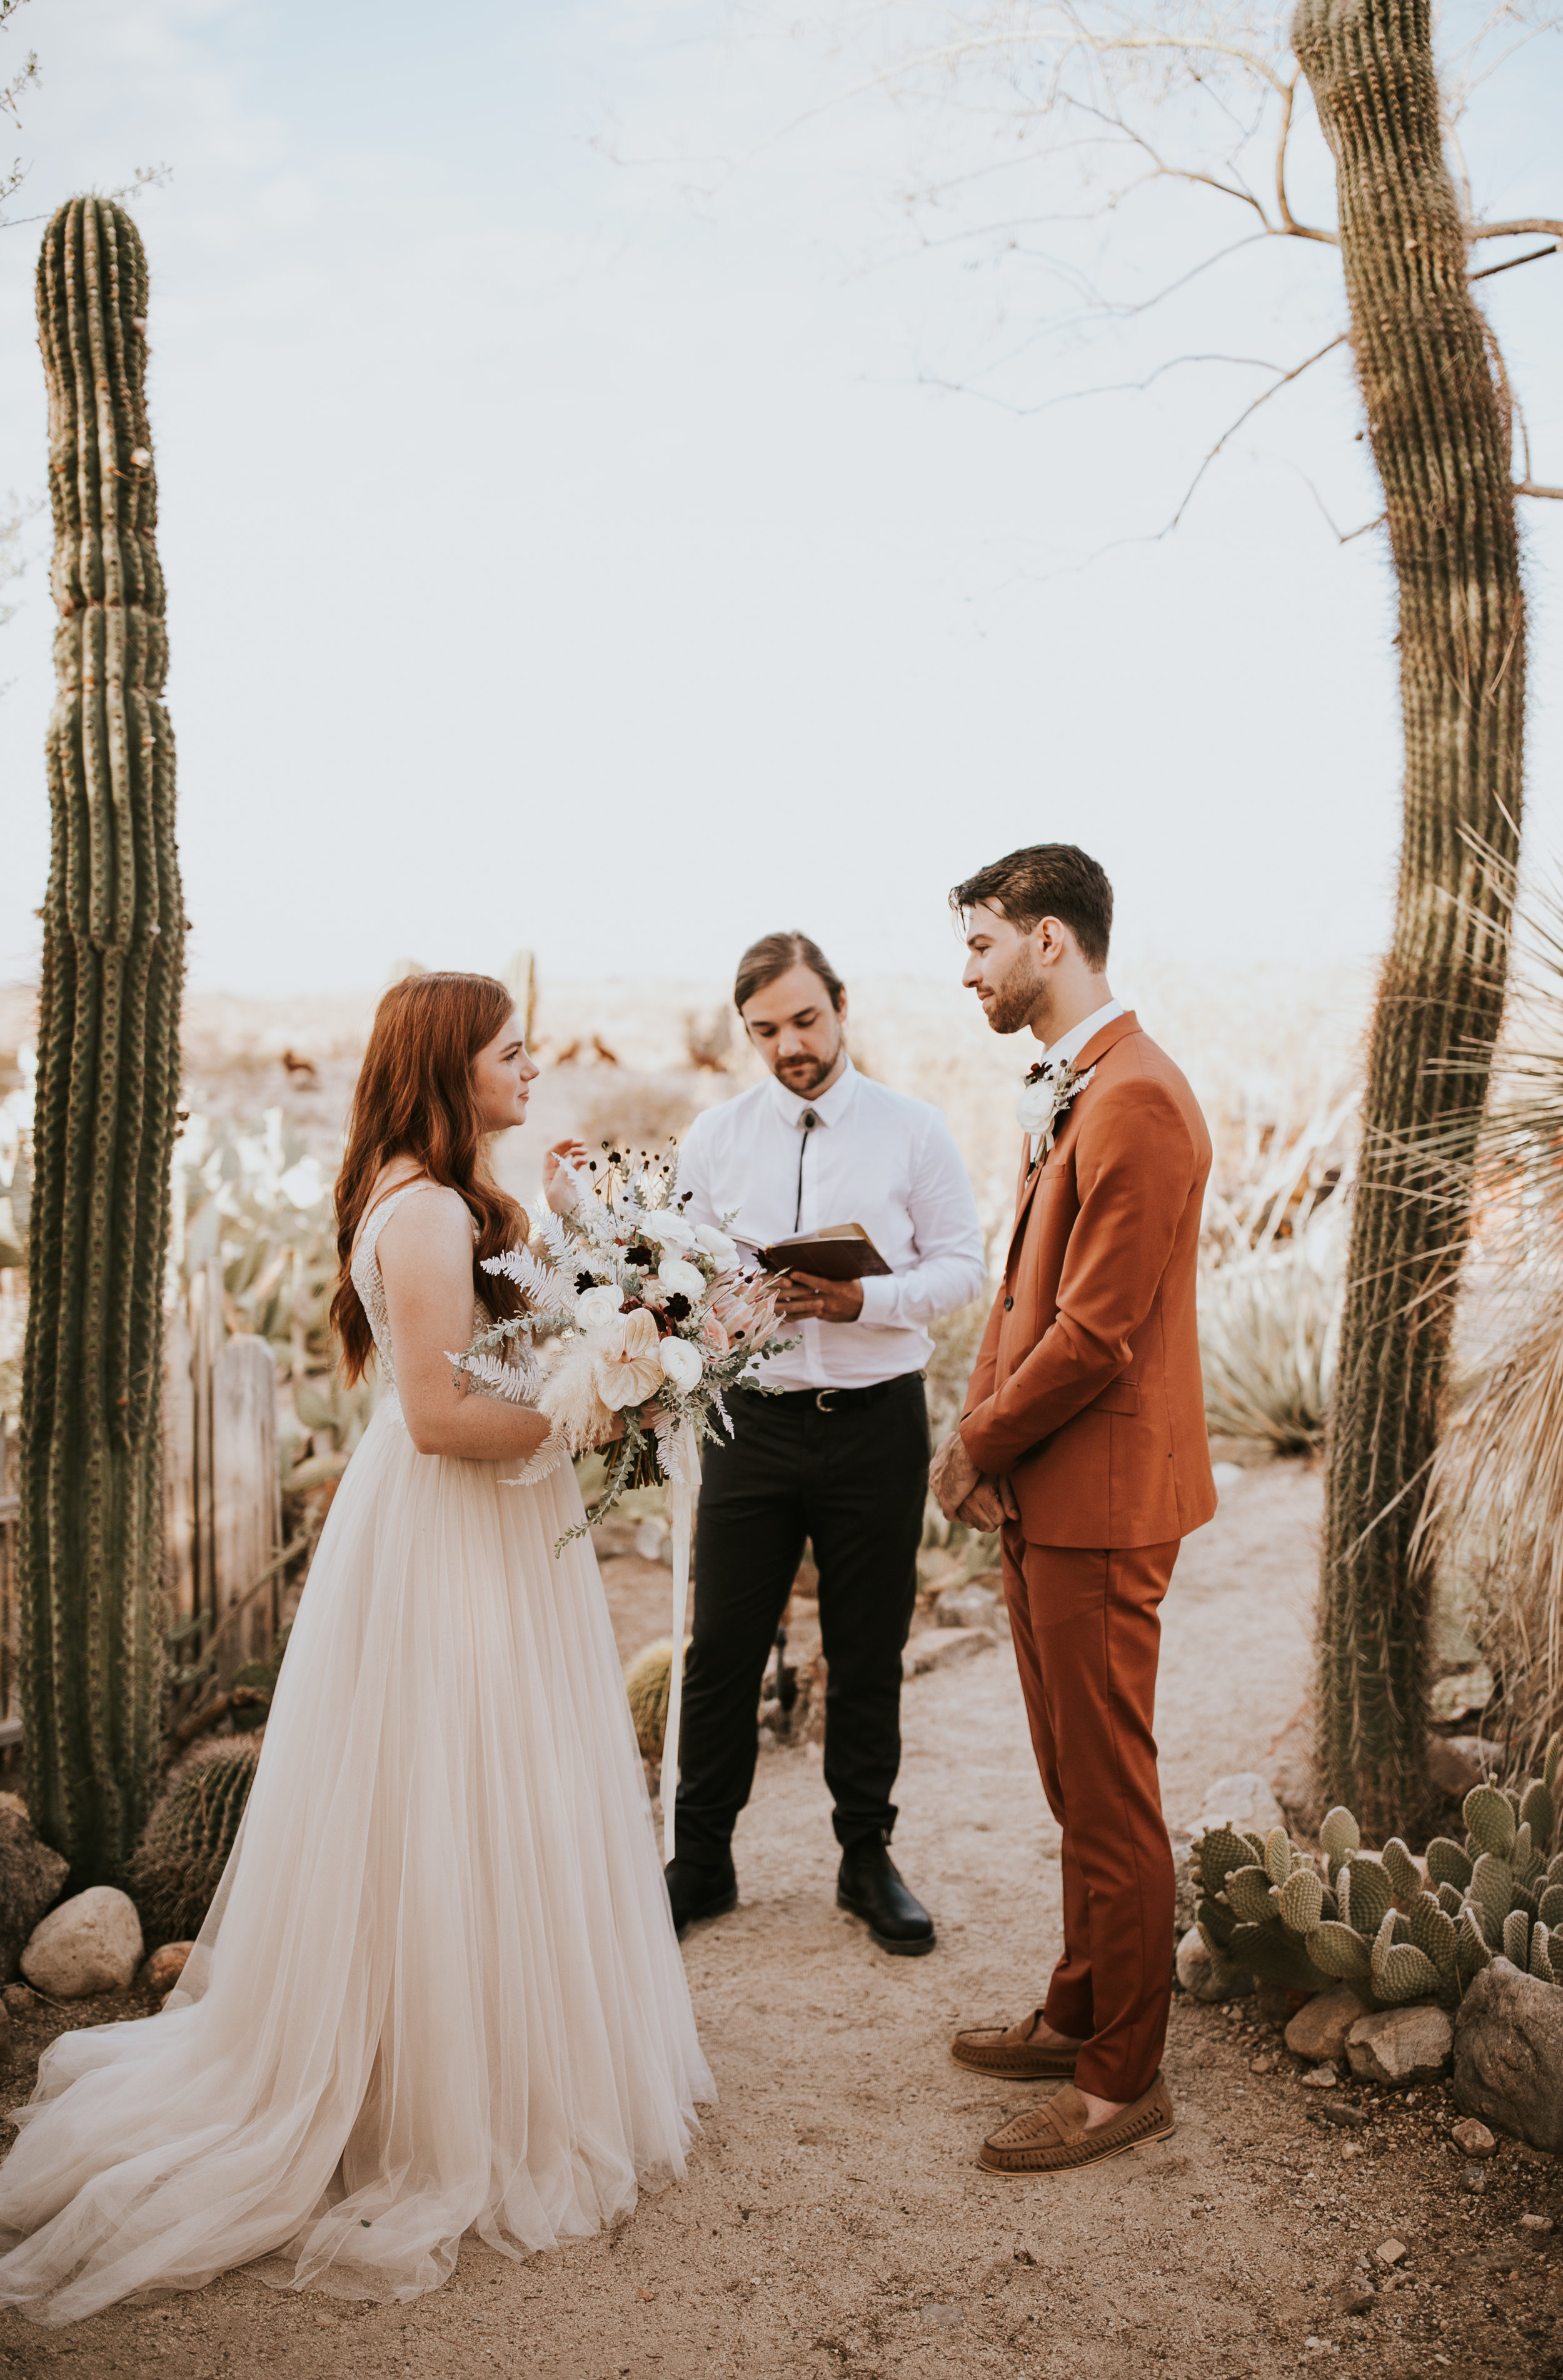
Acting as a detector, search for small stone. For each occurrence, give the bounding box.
[1302,2063,1339,2089]
[1454,1957,1563,2153]
[21,1887,144,1999]
[902,1626,995,1678]
[1339,2289,1376,2316]
[1452,2117,1497,2160]
[1309,2098,1370,2129]
[139,1942,193,1996]
[1175,1925,1254,2005]
[1340,2144,1364,2159]
[1428,1666,1496,1726]
[920,2305,962,2330]
[1287,1985,1370,2065]
[933,1583,999,1633]
[2,1983,37,2017]
[1459,2164,1487,2196]
[1250,2053,1278,2075]
[1519,2213,1555,2231]
[0,1807,70,1983]
[1347,2002,1454,2089]
[1375,2239,1406,2267]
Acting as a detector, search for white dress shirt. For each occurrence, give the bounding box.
[675,1058,987,1392]
[1026,997,1125,1166]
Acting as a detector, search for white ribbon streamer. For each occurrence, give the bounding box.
[661,1418,700,1865]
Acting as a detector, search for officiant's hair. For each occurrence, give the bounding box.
[949,844,1113,971]
[733,931,845,1015]
[330,971,528,1383]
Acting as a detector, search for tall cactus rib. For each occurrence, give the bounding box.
[19,197,184,1882]
[1294,0,1526,1835]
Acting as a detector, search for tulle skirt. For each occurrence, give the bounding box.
[0,1397,712,2324]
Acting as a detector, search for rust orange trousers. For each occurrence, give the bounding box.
[1000,1525,1179,2104]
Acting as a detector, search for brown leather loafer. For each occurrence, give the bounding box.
[978,2076,1175,2174]
[950,2007,1082,2080]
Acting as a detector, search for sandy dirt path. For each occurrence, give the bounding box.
[4,1462,1560,2379]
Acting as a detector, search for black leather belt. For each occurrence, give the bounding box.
[762,1370,925,1416]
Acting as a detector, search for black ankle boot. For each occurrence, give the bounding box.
[664,1855,738,1937]
[836,1836,935,1957]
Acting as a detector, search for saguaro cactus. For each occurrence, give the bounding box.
[20,198,184,1882]
[1293,0,1526,1836]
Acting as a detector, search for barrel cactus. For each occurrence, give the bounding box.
[1192,1737,1563,2010]
[19,196,184,1884]
[624,1638,688,1761]
[128,1738,259,1945]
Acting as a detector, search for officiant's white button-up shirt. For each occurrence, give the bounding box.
[1026,997,1125,1166]
[675,1058,986,1393]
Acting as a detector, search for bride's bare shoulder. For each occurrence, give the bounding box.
[373,1179,476,1272]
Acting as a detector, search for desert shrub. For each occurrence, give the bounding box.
[1199,1206,1344,1451]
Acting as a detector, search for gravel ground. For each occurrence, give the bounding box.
[2,1459,1559,2379]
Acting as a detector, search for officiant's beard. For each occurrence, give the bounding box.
[983,944,1052,1038]
[775,1024,845,1098]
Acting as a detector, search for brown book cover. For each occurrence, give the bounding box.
[751,1223,893,1282]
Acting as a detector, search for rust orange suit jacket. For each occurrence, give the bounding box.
[959,1011,1216,1551]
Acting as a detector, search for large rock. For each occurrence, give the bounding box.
[1175,1924,1254,2003]
[1195,1773,1287,1839]
[21,1887,144,1999]
[1286,1985,1370,2065]
[0,1807,69,1982]
[1345,2002,1454,2088]
[934,1584,1000,1633]
[1454,1957,1563,2152]
[1428,1735,1507,1801]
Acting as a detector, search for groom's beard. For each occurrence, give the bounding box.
[983,948,1050,1037]
[775,1037,842,1097]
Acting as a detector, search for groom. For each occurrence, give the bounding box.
[930,843,1215,2177]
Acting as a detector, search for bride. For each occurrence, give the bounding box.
[0,972,713,2324]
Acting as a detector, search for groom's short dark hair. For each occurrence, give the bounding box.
[950,844,1113,970]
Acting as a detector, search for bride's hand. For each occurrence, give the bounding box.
[543,1138,590,1214]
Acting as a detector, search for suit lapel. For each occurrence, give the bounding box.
[1003,1011,1142,1262]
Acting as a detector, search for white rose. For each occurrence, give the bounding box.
[693,1224,738,1270]
[576,1284,624,1329]
[658,1254,705,1301]
[1015,1080,1055,1136]
[657,1336,704,1393]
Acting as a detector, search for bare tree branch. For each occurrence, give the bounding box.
[1274,69,1336,243]
[1515,482,1563,500]
[1467,218,1563,241]
[1165,332,1347,532]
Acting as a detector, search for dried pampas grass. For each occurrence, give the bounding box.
[536,1336,616,1452]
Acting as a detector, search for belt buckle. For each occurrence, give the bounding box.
[815,1388,839,1414]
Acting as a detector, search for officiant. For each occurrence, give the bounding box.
[666,932,985,1953]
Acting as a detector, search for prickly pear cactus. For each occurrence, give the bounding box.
[1187,1735,1563,2011]
[127,1738,259,1944]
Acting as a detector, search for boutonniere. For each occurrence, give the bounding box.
[1015,1057,1096,1161]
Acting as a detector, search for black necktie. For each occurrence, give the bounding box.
[795,1111,818,1231]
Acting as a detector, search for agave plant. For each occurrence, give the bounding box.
[1194,1737,1563,2009]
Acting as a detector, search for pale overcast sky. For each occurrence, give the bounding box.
[1,0,1559,996]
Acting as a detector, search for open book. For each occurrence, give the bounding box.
[742,1222,893,1283]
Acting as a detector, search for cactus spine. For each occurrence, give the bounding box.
[1294,0,1526,1835]
[20,198,184,1882]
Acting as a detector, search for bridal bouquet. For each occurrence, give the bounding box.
[448,1142,791,1543]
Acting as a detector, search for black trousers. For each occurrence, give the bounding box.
[673,1373,931,1865]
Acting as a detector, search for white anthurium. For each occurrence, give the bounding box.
[636,1210,695,1251]
[575,1283,624,1330]
[658,1254,705,1301]
[657,1336,703,1393]
[693,1223,738,1270]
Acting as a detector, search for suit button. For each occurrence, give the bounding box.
[1003,1295,1014,1310]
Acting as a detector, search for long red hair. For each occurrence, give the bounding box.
[331,972,529,1383]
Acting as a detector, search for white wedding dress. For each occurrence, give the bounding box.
[0,1183,712,2324]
